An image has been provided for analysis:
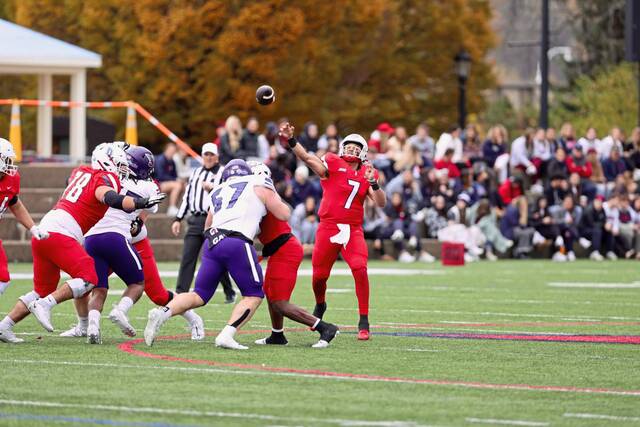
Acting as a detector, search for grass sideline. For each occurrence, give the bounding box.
[1,260,639,426]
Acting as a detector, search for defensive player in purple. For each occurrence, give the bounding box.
[144,159,290,350]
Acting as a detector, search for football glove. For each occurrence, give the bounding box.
[134,193,166,210]
[29,225,49,240]
[130,217,144,237]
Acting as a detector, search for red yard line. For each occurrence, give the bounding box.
[117,331,640,397]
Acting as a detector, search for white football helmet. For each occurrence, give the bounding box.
[91,142,129,179]
[339,133,368,163]
[248,160,272,178]
[0,138,18,177]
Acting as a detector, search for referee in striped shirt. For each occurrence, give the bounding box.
[171,142,236,302]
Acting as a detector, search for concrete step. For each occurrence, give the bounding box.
[18,189,63,213]
[18,164,76,188]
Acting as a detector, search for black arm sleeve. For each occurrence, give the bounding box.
[8,195,18,206]
[103,190,134,212]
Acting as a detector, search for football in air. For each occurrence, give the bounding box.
[256,85,275,105]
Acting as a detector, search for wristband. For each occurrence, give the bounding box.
[287,137,298,149]
[369,181,380,191]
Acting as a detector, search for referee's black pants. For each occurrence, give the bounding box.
[175,214,235,298]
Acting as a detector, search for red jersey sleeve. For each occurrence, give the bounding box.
[91,170,120,195]
[323,153,341,174]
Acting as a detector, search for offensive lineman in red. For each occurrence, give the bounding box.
[0,143,165,343]
[0,138,49,299]
[248,161,339,348]
[279,122,387,340]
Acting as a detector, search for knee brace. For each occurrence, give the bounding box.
[19,290,41,307]
[68,278,94,298]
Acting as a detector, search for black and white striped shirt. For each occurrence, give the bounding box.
[175,164,224,220]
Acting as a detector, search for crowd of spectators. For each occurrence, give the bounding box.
[157,117,640,262]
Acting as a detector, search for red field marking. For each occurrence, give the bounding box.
[117,328,640,397]
[373,331,640,344]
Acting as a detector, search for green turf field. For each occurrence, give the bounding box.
[1,260,639,427]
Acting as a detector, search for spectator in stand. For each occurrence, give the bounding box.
[395,137,428,172]
[603,193,621,260]
[462,124,483,165]
[587,148,608,196]
[408,122,435,161]
[291,165,321,208]
[469,198,513,260]
[325,137,339,154]
[298,122,320,153]
[546,127,559,152]
[386,169,423,209]
[616,194,637,259]
[317,123,341,152]
[290,196,319,252]
[550,195,582,261]
[440,193,485,261]
[385,192,433,263]
[499,196,534,258]
[532,127,553,185]
[219,115,243,164]
[602,147,628,182]
[369,122,394,154]
[154,142,183,216]
[387,126,409,163]
[579,195,609,261]
[363,198,394,261]
[240,117,260,160]
[434,168,458,205]
[624,127,640,172]
[529,195,560,248]
[424,195,450,238]
[599,127,624,160]
[566,145,597,201]
[257,121,279,161]
[509,128,537,189]
[498,176,524,206]
[558,123,577,152]
[545,175,570,206]
[434,148,461,179]
[173,146,195,182]
[482,124,509,183]
[419,167,439,205]
[547,148,569,180]
[211,122,226,148]
[577,127,600,154]
[633,198,640,259]
[435,125,463,163]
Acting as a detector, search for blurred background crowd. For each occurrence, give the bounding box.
[156,117,640,263]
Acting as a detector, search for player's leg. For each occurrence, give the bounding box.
[144,242,222,346]
[341,227,371,340]
[311,223,341,319]
[216,239,264,350]
[135,238,204,340]
[0,240,10,297]
[59,295,89,338]
[0,238,60,343]
[84,235,112,344]
[28,234,98,332]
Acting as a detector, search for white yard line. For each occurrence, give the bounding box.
[465,418,549,426]
[548,282,640,289]
[564,413,640,422]
[0,398,430,427]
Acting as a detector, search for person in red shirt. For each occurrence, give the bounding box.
[565,144,593,178]
[433,148,461,178]
[281,122,387,340]
[0,142,165,343]
[498,176,524,205]
[0,138,49,299]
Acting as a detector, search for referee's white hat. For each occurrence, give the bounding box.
[202,142,218,156]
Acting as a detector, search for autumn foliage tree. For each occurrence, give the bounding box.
[1,0,496,150]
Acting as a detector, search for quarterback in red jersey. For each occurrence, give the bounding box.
[248,162,339,348]
[0,138,49,298]
[280,122,386,340]
[0,142,165,343]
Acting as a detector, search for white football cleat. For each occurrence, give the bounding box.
[0,327,24,343]
[60,324,87,338]
[215,334,248,350]
[312,339,330,348]
[108,306,136,337]
[418,251,436,263]
[144,308,166,347]
[589,251,604,261]
[567,251,576,262]
[190,313,205,341]
[28,300,54,332]
[398,251,415,263]
[86,322,101,345]
[254,337,268,345]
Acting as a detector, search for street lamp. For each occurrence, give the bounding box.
[454,50,471,129]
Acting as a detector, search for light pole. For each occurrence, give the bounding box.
[454,50,471,129]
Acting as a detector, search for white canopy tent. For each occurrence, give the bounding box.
[0,19,102,161]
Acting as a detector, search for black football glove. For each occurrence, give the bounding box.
[134,193,167,210]
[130,217,144,237]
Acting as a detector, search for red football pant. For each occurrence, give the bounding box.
[0,239,10,282]
[133,238,171,306]
[311,222,370,315]
[32,232,98,297]
[263,237,304,302]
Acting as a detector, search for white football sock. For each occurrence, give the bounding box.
[159,307,172,321]
[116,297,134,314]
[0,281,9,295]
[0,315,15,330]
[88,310,101,326]
[181,309,198,324]
[220,324,237,339]
[78,316,88,329]
[41,295,58,308]
[272,328,284,333]
[312,319,320,329]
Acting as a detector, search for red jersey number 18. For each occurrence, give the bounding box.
[64,172,92,203]
[344,179,360,209]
